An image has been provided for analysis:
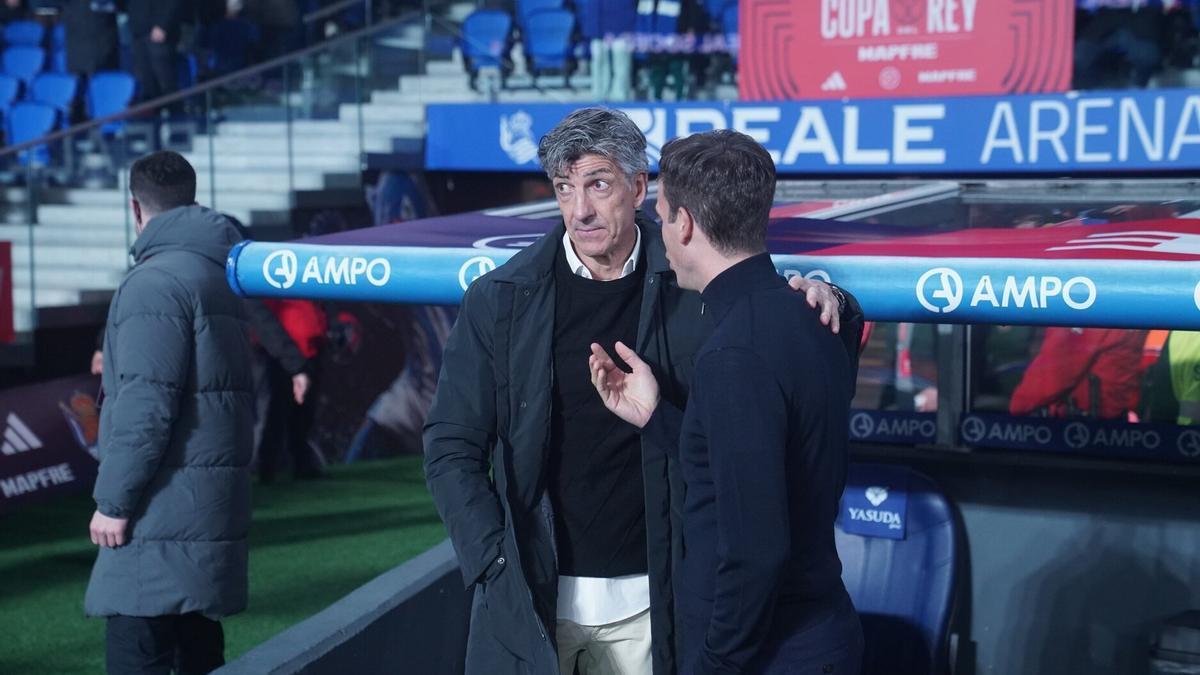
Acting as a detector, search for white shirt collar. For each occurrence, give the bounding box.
[561,226,642,280]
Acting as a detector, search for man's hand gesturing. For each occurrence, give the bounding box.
[589,341,660,429]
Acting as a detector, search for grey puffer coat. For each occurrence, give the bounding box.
[85,205,255,620]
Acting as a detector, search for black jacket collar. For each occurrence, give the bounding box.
[700,253,784,320]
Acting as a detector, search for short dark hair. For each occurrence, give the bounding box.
[129,151,197,214]
[658,129,775,255]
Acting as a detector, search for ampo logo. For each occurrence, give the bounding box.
[459,256,497,290]
[263,250,299,290]
[916,267,964,314]
[960,416,986,444]
[849,412,875,439]
[1063,422,1091,450]
[1177,430,1200,458]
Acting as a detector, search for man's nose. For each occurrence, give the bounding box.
[572,190,596,222]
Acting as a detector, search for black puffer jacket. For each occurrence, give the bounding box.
[85,205,255,620]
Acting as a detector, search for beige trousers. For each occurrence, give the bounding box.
[556,608,652,675]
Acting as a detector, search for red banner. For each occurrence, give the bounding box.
[0,241,12,343]
[740,0,1074,101]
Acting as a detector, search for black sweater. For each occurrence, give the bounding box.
[644,253,856,674]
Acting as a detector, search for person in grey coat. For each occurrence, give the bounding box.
[85,150,255,675]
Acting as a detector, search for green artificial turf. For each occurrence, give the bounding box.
[0,457,445,675]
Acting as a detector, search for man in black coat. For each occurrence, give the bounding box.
[590,130,863,674]
[126,0,186,102]
[62,0,119,76]
[423,108,862,675]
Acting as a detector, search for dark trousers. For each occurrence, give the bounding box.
[106,614,224,675]
[130,37,178,103]
[678,593,863,675]
[258,358,322,481]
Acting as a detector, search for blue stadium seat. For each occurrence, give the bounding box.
[0,73,19,114]
[30,72,77,127]
[85,70,135,135]
[6,101,57,166]
[835,464,970,675]
[574,0,636,41]
[524,9,575,76]
[4,20,45,47]
[3,46,45,86]
[51,23,64,49]
[460,10,512,78]
[51,47,66,73]
[517,0,563,34]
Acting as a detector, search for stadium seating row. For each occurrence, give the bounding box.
[460,1,739,84]
[2,70,134,165]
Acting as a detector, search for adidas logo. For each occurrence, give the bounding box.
[2,413,43,456]
[821,71,847,92]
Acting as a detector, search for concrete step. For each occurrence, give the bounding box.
[11,265,125,291]
[386,88,485,104]
[195,134,373,157]
[34,204,269,228]
[215,119,396,138]
[184,152,360,174]
[9,285,81,307]
[368,90,443,106]
[209,123,394,152]
[0,224,130,246]
[426,59,465,77]
[10,242,129,267]
[400,73,472,94]
[348,100,426,122]
[32,188,292,211]
[195,170,328,193]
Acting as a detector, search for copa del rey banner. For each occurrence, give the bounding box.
[740,0,1074,100]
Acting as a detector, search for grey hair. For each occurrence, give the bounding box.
[537,107,649,184]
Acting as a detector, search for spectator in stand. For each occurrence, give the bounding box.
[1074,0,1174,88]
[62,0,120,77]
[127,0,187,103]
[1009,327,1148,419]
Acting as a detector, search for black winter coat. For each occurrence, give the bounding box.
[424,216,706,674]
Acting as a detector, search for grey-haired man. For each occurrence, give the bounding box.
[424,108,863,675]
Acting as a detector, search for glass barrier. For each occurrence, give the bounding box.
[0,10,425,355]
[957,188,1200,464]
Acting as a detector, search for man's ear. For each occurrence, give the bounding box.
[631,172,648,208]
[677,206,695,246]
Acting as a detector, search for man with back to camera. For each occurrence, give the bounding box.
[590,129,864,674]
[424,107,863,674]
[85,150,255,674]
